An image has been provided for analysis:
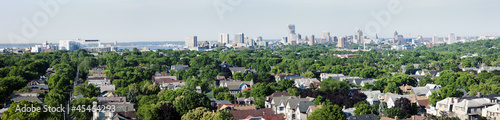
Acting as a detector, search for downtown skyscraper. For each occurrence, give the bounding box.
[234,33,244,44]
[218,33,229,44]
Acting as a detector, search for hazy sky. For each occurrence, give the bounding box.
[1,0,499,43]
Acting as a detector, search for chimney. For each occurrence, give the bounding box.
[477,92,481,97]
[263,111,266,116]
[395,116,398,120]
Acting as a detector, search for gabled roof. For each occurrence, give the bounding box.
[347,114,379,120]
[287,98,314,110]
[230,108,275,120]
[267,91,291,98]
[11,96,43,104]
[297,101,314,113]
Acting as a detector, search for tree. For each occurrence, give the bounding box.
[354,102,373,115]
[127,89,138,105]
[383,107,407,119]
[181,107,235,120]
[319,78,350,92]
[212,87,229,96]
[243,73,255,81]
[158,103,180,120]
[137,104,160,120]
[70,97,97,120]
[287,87,301,96]
[44,90,66,118]
[173,90,211,115]
[313,95,324,105]
[384,82,403,94]
[233,72,244,80]
[394,98,417,117]
[216,92,235,103]
[277,79,295,91]
[301,71,315,78]
[1,100,46,120]
[308,103,346,120]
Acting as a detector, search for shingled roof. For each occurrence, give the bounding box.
[230,108,275,120]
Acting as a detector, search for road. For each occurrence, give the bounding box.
[65,66,79,120]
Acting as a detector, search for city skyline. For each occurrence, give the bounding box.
[1,0,500,43]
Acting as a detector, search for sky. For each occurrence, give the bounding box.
[0,0,499,43]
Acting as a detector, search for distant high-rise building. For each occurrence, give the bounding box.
[394,31,404,44]
[288,24,296,34]
[234,33,244,44]
[308,34,315,46]
[185,36,197,47]
[448,33,456,44]
[432,34,438,44]
[332,36,338,43]
[286,24,298,44]
[218,33,229,44]
[321,31,331,43]
[354,30,363,44]
[114,41,117,46]
[337,36,346,47]
[255,36,263,42]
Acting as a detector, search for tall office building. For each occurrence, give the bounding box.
[448,33,456,44]
[218,33,229,44]
[255,36,263,42]
[288,24,296,34]
[321,31,331,43]
[308,34,315,46]
[286,24,298,44]
[394,31,404,44]
[185,36,197,47]
[234,33,244,44]
[354,30,363,44]
[337,36,346,47]
[432,34,438,44]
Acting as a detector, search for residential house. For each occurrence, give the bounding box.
[415,70,440,77]
[347,114,379,120]
[11,96,43,104]
[89,66,106,74]
[230,108,276,120]
[229,67,256,75]
[219,80,254,95]
[295,101,314,120]
[99,84,116,93]
[319,73,344,81]
[411,84,441,97]
[152,78,184,90]
[211,99,232,109]
[93,101,136,120]
[240,114,285,120]
[88,77,110,87]
[435,94,499,120]
[478,66,500,73]
[274,74,301,82]
[399,85,413,94]
[111,112,138,120]
[307,105,322,117]
[97,97,126,102]
[265,91,292,109]
[482,104,500,120]
[386,94,428,108]
[170,65,189,72]
[361,90,387,105]
[219,104,256,111]
[236,97,254,105]
[283,97,315,119]
[294,78,320,90]
[266,96,298,115]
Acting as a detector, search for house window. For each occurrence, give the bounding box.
[279,107,284,111]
